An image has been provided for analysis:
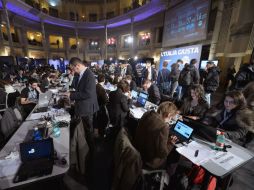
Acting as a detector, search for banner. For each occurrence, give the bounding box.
[159,44,202,70]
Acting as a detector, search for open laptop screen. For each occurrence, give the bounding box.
[20,138,54,162]
[173,120,193,139]
[131,90,139,99]
[137,92,148,107]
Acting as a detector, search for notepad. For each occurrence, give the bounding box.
[176,141,213,165]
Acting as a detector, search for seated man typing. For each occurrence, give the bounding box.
[20,78,41,118]
[134,101,178,169]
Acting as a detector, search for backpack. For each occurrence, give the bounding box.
[179,69,192,86]
[177,165,217,190]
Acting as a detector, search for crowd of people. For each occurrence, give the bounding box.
[0,56,254,189]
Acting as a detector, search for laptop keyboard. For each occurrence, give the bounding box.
[13,160,53,183]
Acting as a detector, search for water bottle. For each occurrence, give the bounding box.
[33,127,42,141]
[52,122,61,138]
[214,130,225,150]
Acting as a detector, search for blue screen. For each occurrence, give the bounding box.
[174,121,193,139]
[139,92,148,99]
[137,97,146,107]
[20,139,53,161]
[131,90,139,99]
[159,44,202,71]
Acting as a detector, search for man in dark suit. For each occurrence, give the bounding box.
[65,57,99,149]
[142,61,157,82]
[142,79,161,105]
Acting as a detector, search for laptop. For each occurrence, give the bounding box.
[131,90,139,100]
[137,92,148,107]
[39,91,53,107]
[170,120,194,143]
[13,138,54,183]
[182,116,217,143]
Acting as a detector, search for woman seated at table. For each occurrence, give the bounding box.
[180,84,209,120]
[108,80,131,128]
[202,91,251,143]
[134,101,178,169]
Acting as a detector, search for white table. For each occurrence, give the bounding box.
[0,109,70,189]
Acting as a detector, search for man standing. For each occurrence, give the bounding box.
[65,57,99,148]
[142,61,157,82]
[203,61,220,107]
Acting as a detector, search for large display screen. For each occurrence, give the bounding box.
[159,44,202,70]
[162,0,210,47]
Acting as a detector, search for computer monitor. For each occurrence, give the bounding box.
[200,60,218,70]
[173,120,194,140]
[183,116,217,142]
[20,138,54,162]
[137,92,148,107]
[131,90,139,99]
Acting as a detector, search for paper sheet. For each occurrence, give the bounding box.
[0,158,21,178]
[27,111,52,120]
[130,108,146,119]
[210,151,244,170]
[176,141,213,165]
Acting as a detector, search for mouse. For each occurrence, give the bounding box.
[61,157,67,165]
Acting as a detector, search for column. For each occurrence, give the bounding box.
[75,27,79,57]
[209,0,224,60]
[1,0,14,55]
[105,23,108,59]
[130,16,134,57]
[19,27,28,56]
[40,18,49,59]
[63,36,69,59]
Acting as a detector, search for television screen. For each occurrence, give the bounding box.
[200,60,218,69]
[48,59,60,70]
[162,0,210,47]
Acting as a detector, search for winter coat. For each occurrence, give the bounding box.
[203,66,220,93]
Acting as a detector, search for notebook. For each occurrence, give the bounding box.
[13,138,54,183]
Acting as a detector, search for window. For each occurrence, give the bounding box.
[122,35,133,48]
[69,38,81,50]
[49,7,59,18]
[106,11,115,19]
[27,31,42,46]
[1,25,19,42]
[89,40,100,50]
[107,37,116,49]
[89,14,97,22]
[139,32,151,47]
[49,35,63,49]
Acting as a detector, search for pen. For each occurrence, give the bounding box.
[194,150,199,157]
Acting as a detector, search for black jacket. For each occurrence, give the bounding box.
[235,65,254,90]
[203,66,220,93]
[70,68,99,117]
[157,68,170,84]
[148,84,161,105]
[179,64,200,86]
[108,89,131,127]
[142,68,157,82]
[96,83,109,107]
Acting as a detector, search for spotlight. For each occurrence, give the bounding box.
[134,56,138,60]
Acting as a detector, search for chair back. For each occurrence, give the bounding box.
[112,127,142,190]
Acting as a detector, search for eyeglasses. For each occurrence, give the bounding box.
[224,100,235,105]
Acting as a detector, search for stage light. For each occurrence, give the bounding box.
[134,56,138,60]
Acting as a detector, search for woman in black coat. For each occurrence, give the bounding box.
[108,80,132,128]
[202,91,251,144]
[180,84,209,120]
